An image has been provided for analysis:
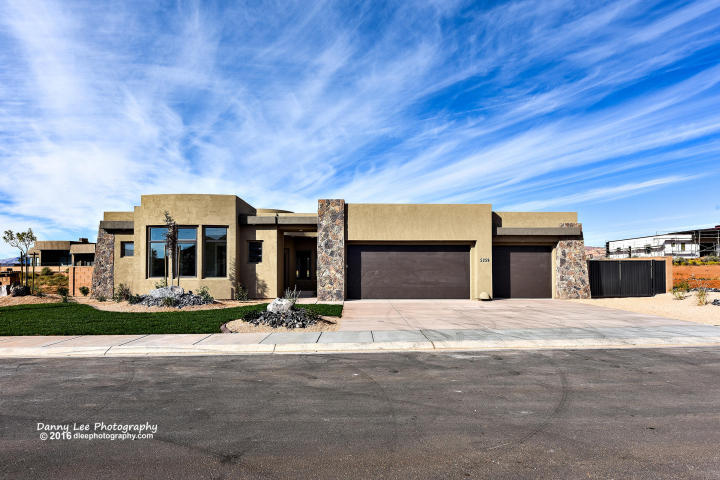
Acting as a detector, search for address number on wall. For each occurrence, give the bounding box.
[479,257,490,262]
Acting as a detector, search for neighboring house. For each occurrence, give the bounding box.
[607,225,720,259]
[584,246,606,259]
[91,195,591,301]
[28,238,96,266]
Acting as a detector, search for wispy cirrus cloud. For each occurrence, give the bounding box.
[1,0,719,254]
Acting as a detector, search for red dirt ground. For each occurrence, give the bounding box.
[673,265,720,288]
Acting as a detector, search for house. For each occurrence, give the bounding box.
[606,225,720,259]
[91,194,591,300]
[28,238,96,266]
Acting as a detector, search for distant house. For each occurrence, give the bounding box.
[28,238,95,266]
[606,225,720,259]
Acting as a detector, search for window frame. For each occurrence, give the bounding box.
[203,226,228,278]
[147,226,168,278]
[120,241,134,258]
[248,240,263,263]
[174,226,198,278]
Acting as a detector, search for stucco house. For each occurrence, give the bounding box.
[91,194,590,301]
[29,238,96,267]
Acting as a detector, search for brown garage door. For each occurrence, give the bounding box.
[492,246,552,298]
[347,245,470,299]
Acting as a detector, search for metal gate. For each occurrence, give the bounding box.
[588,260,666,298]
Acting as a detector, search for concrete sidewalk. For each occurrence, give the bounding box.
[2,323,720,357]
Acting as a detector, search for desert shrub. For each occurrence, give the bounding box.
[671,287,687,300]
[197,286,214,303]
[674,279,691,292]
[33,286,45,297]
[113,283,132,302]
[128,294,143,305]
[57,286,69,302]
[283,285,300,304]
[154,278,168,289]
[96,294,107,302]
[235,284,249,301]
[40,267,53,276]
[696,288,708,306]
[79,286,90,296]
[162,296,177,307]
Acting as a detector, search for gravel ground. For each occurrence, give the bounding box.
[572,291,720,325]
[224,315,340,333]
[0,294,63,307]
[73,297,268,312]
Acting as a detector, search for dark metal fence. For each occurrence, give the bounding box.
[588,260,666,298]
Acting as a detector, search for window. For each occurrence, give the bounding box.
[248,241,262,263]
[644,245,651,254]
[121,242,134,257]
[175,227,197,277]
[148,227,167,277]
[681,243,686,251]
[296,250,311,280]
[204,227,227,277]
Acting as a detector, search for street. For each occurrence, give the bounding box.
[1,348,719,479]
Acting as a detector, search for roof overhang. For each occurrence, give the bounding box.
[241,215,317,226]
[494,227,582,237]
[100,221,134,230]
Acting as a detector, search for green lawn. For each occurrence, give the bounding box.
[0,302,343,336]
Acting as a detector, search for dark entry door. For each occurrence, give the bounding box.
[347,245,470,299]
[492,246,552,298]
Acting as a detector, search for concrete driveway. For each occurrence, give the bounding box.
[339,299,690,331]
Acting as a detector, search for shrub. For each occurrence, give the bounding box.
[33,286,45,297]
[671,287,687,300]
[674,279,691,292]
[113,283,132,302]
[128,294,143,305]
[283,285,300,304]
[162,296,177,307]
[235,284,249,301]
[79,286,90,296]
[154,279,168,289]
[57,286,69,302]
[197,286,214,303]
[696,288,708,306]
[96,294,107,302]
[40,267,54,276]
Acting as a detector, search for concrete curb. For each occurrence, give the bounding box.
[2,336,720,358]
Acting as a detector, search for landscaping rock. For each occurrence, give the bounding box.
[9,284,30,297]
[0,285,8,297]
[713,299,720,307]
[479,291,491,301]
[147,286,185,299]
[267,298,294,314]
[244,307,319,329]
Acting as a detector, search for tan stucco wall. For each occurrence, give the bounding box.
[236,226,281,299]
[346,203,493,299]
[494,211,577,227]
[112,194,257,299]
[103,211,134,221]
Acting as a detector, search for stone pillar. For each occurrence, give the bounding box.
[91,227,115,298]
[317,199,345,302]
[555,222,591,299]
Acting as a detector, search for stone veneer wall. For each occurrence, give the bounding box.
[555,222,591,299]
[91,228,114,298]
[317,199,345,302]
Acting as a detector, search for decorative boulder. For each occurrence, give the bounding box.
[147,286,184,299]
[479,291,492,301]
[267,298,294,314]
[0,285,8,297]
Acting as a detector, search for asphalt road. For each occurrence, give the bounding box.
[1,348,720,479]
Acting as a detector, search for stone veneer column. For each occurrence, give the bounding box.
[317,199,345,302]
[91,227,115,298]
[555,222,591,299]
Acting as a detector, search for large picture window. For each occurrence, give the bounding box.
[175,227,197,277]
[204,227,227,277]
[148,227,167,278]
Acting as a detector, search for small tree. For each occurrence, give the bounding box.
[3,228,37,286]
[163,211,178,287]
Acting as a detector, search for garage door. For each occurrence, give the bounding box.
[492,246,552,298]
[347,245,470,299]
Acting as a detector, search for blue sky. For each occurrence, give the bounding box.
[1,0,719,257]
